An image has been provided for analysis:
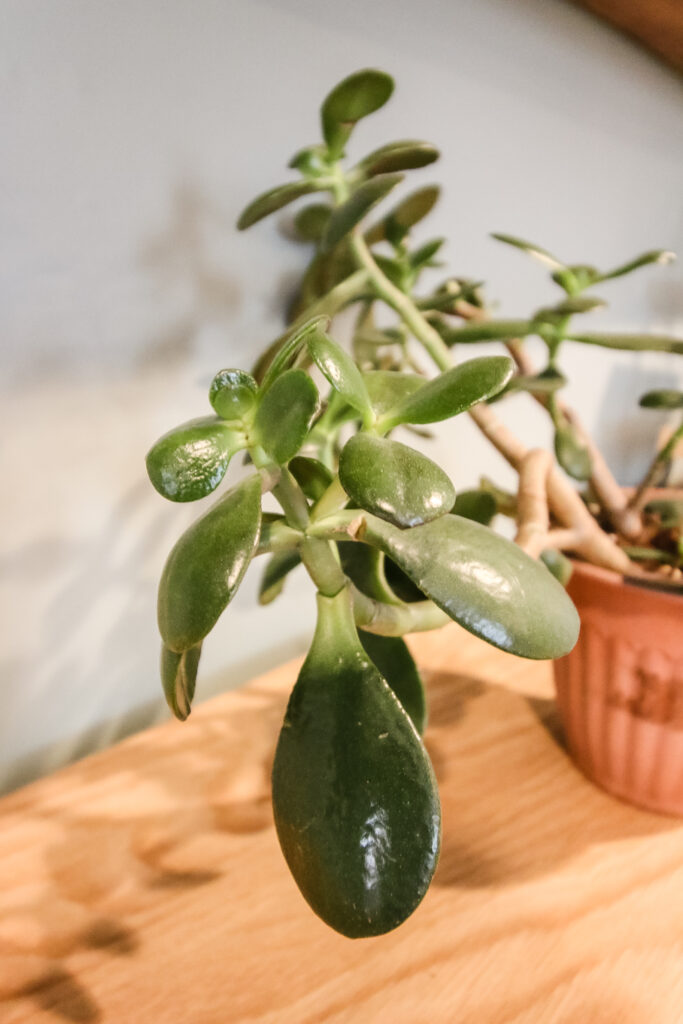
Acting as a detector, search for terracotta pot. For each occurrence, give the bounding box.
[553,560,683,815]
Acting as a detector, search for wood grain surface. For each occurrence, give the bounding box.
[1,624,683,1023]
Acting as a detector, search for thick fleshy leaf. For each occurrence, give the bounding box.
[356,140,439,176]
[639,389,683,410]
[161,644,201,721]
[491,233,566,270]
[322,174,403,252]
[554,424,592,481]
[452,489,497,526]
[363,370,425,417]
[534,296,605,326]
[321,69,395,156]
[237,181,319,230]
[293,203,332,243]
[338,542,399,604]
[442,320,535,345]
[158,475,262,651]
[357,513,580,659]
[259,550,302,605]
[254,369,319,464]
[540,549,574,587]
[259,316,330,393]
[359,631,427,734]
[307,330,373,420]
[146,417,244,503]
[378,356,513,430]
[409,237,445,270]
[339,434,455,528]
[366,186,440,245]
[289,456,333,501]
[600,249,675,282]
[567,332,683,355]
[209,369,258,421]
[272,589,440,938]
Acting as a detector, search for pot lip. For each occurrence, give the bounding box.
[569,558,683,602]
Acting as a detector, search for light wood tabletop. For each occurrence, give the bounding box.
[1,624,683,1024]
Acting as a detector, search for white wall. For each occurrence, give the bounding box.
[1,0,682,791]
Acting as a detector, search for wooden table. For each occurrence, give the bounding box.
[2,625,683,1024]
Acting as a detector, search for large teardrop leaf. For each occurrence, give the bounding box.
[259,550,302,605]
[209,369,258,421]
[356,140,439,176]
[339,434,455,528]
[379,356,513,430]
[237,181,320,230]
[363,370,425,417]
[307,330,373,420]
[161,644,201,721]
[158,475,262,651]
[358,513,580,659]
[554,424,592,481]
[321,69,394,156]
[146,417,244,503]
[359,631,427,734]
[322,174,403,252]
[254,369,319,464]
[272,589,440,938]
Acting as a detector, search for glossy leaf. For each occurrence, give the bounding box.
[272,589,440,937]
[358,513,580,659]
[293,203,332,243]
[307,330,373,420]
[366,186,440,245]
[259,316,330,393]
[254,369,319,464]
[600,249,675,282]
[356,140,439,176]
[289,456,333,501]
[259,550,302,605]
[363,370,425,417]
[379,356,513,430]
[158,475,262,651]
[146,416,244,503]
[161,644,201,721]
[322,174,403,252]
[339,434,455,527]
[639,389,683,410]
[452,489,497,526]
[540,549,574,587]
[554,424,592,481]
[209,369,258,421]
[491,233,566,270]
[567,332,683,355]
[338,542,399,604]
[321,69,395,156]
[237,181,320,230]
[359,631,427,733]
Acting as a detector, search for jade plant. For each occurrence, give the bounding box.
[146,68,680,938]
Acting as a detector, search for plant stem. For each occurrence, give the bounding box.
[351,586,450,636]
[627,420,683,515]
[274,469,345,595]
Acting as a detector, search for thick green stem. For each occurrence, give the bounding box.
[351,586,450,636]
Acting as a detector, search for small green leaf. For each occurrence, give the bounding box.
[237,181,320,230]
[599,249,676,282]
[366,186,440,245]
[288,145,328,174]
[259,550,302,605]
[146,417,244,503]
[293,203,332,243]
[358,513,580,659]
[540,549,574,587]
[272,588,440,938]
[356,140,439,176]
[359,631,427,734]
[409,237,445,270]
[452,489,497,526]
[308,330,373,420]
[339,434,455,528]
[639,389,683,410]
[161,644,201,721]
[321,69,395,156]
[259,316,330,392]
[209,369,258,421]
[491,233,566,270]
[567,332,683,355]
[254,369,319,464]
[158,475,262,651]
[554,424,592,481]
[442,320,535,345]
[379,356,513,430]
[289,456,334,501]
[534,296,606,323]
[322,174,403,252]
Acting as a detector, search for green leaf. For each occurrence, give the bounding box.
[293,203,332,243]
[409,237,445,270]
[272,589,440,938]
[339,434,455,528]
[161,644,201,721]
[357,513,580,659]
[366,186,440,246]
[321,69,395,156]
[356,140,439,176]
[322,174,403,252]
[379,356,513,430]
[554,424,592,481]
[254,369,319,464]
[452,489,497,526]
[359,631,427,734]
[502,368,567,398]
[289,456,334,501]
[363,370,425,417]
[639,389,683,410]
[599,249,675,282]
[259,315,330,393]
[540,549,574,587]
[338,542,398,604]
[534,296,606,323]
[237,181,320,230]
[307,330,373,421]
[258,550,302,605]
[441,320,535,346]
[146,416,244,503]
[209,369,258,421]
[158,475,262,651]
[567,332,683,355]
[644,499,683,529]
[491,233,566,270]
